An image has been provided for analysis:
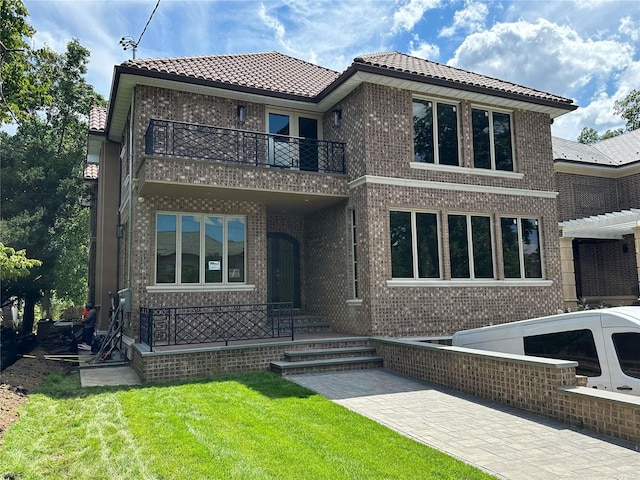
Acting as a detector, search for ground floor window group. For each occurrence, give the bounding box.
[390,210,542,281]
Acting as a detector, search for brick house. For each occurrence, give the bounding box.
[86,51,578,353]
[554,129,640,309]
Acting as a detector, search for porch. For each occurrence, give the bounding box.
[559,209,640,309]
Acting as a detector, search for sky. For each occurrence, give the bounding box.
[22,0,640,140]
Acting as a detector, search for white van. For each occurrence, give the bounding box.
[452,307,640,395]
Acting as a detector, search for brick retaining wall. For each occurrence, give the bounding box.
[374,337,640,447]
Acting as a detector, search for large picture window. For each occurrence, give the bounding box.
[448,214,494,279]
[156,213,246,285]
[501,217,542,279]
[413,99,459,166]
[390,210,440,279]
[472,108,514,171]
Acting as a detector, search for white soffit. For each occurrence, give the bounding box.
[560,209,640,239]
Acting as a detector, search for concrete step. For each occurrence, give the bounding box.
[270,356,383,376]
[283,346,377,362]
[292,314,331,334]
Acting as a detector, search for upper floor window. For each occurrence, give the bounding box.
[413,99,459,166]
[448,214,494,279]
[156,213,246,285]
[472,108,514,171]
[390,210,441,279]
[501,217,542,279]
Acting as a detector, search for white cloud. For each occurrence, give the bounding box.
[448,18,634,97]
[439,1,488,37]
[619,16,640,42]
[408,39,440,60]
[552,93,625,140]
[392,0,441,32]
[258,3,292,51]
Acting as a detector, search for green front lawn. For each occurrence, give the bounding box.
[0,371,495,479]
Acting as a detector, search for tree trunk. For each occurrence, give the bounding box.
[42,290,53,319]
[21,295,36,335]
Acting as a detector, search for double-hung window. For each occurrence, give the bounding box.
[448,214,494,279]
[390,210,441,279]
[500,217,542,279]
[472,108,514,171]
[413,99,460,166]
[156,213,246,285]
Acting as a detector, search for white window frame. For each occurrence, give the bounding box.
[501,216,544,279]
[154,212,247,286]
[266,108,323,139]
[390,209,443,280]
[412,96,461,166]
[447,213,496,280]
[471,106,515,171]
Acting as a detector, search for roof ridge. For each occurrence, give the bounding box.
[122,51,277,65]
[123,50,340,74]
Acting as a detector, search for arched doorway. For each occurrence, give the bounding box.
[267,233,301,308]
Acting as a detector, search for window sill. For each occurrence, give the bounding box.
[387,279,552,288]
[147,284,256,293]
[410,162,524,179]
[346,299,363,307]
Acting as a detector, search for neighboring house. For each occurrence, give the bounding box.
[85,51,577,352]
[553,129,640,309]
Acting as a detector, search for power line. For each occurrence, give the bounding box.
[119,0,161,59]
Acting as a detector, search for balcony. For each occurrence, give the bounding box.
[145,119,346,174]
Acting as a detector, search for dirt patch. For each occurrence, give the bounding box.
[0,347,75,442]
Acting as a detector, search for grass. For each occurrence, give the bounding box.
[0,371,496,480]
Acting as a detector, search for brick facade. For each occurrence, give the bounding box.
[103,61,569,343]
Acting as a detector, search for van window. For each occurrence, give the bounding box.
[524,329,601,377]
[612,332,640,379]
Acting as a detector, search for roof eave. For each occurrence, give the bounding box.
[106,64,319,141]
[319,63,578,115]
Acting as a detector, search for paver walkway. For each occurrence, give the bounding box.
[288,369,640,480]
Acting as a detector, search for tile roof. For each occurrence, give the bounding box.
[89,106,107,132]
[552,129,640,166]
[354,52,574,105]
[84,163,99,180]
[592,128,640,165]
[122,51,340,98]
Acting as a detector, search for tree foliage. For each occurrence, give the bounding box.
[1,33,105,330]
[613,89,640,132]
[0,0,51,124]
[0,242,41,280]
[577,127,599,145]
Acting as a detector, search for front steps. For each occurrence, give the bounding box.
[270,340,383,375]
[292,314,331,334]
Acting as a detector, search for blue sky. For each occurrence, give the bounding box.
[23,0,640,140]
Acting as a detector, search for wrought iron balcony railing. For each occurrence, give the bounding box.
[139,302,294,350]
[145,119,346,174]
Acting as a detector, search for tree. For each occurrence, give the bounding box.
[0,39,105,333]
[613,89,640,132]
[577,127,599,145]
[0,0,50,124]
[600,128,624,140]
[0,243,41,280]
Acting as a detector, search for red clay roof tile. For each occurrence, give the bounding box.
[354,51,573,104]
[122,51,340,98]
[89,106,107,132]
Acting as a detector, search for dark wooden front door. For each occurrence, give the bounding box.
[267,233,300,308]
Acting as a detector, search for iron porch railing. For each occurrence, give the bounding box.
[145,119,346,174]
[139,302,294,351]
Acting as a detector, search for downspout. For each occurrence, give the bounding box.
[126,87,135,328]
